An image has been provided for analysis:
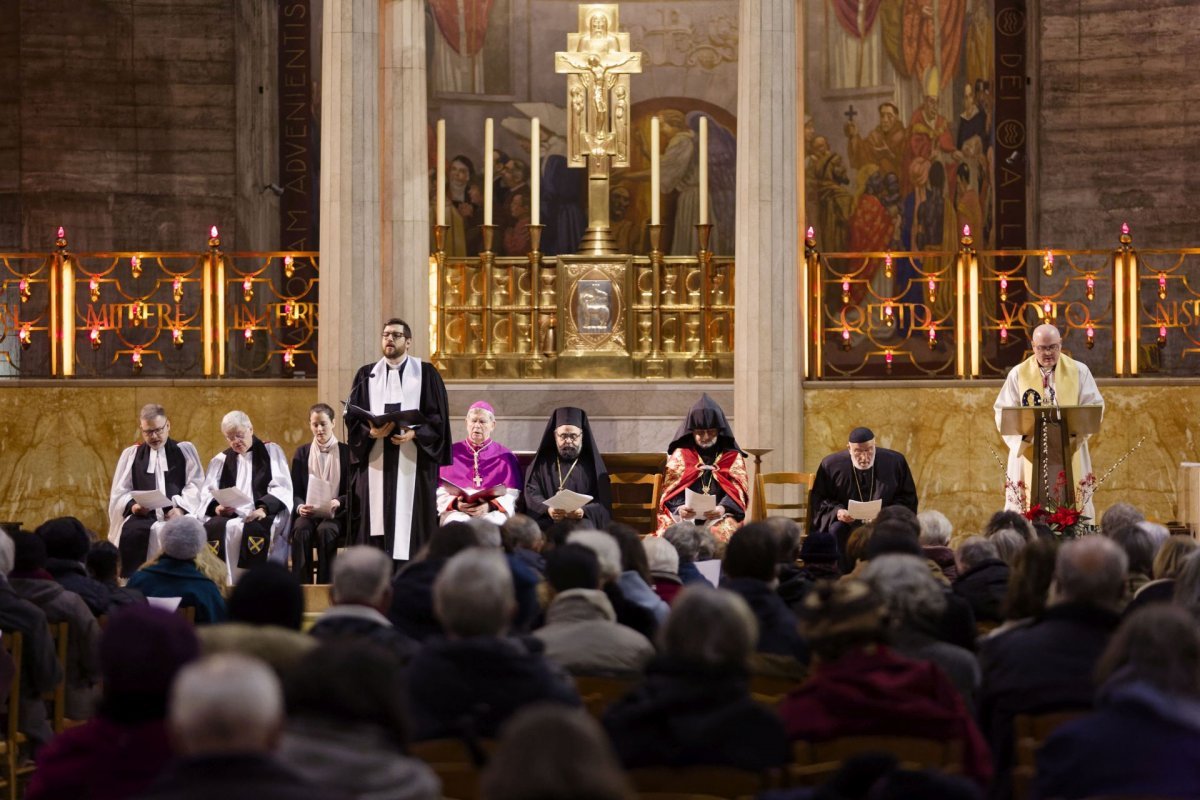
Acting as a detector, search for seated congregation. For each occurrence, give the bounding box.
[0,492,1195,800]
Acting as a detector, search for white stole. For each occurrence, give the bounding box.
[146,447,168,520]
[366,355,423,560]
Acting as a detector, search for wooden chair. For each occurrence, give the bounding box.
[44,621,69,734]
[754,472,815,526]
[791,736,963,785]
[609,472,663,534]
[748,672,803,707]
[1011,710,1086,800]
[628,766,771,800]
[574,674,636,717]
[409,738,495,800]
[0,632,35,800]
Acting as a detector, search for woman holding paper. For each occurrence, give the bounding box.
[200,410,293,583]
[436,401,523,526]
[289,403,352,583]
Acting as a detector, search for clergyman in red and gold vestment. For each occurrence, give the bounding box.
[655,394,749,542]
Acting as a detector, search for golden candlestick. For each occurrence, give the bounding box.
[479,225,497,374]
[643,222,665,377]
[431,225,448,369]
[526,224,546,376]
[691,223,714,377]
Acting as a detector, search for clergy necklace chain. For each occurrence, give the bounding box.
[853,465,875,502]
[469,439,492,487]
[699,451,722,494]
[557,457,580,491]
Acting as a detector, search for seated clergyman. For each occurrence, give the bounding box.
[656,394,749,542]
[107,403,205,577]
[522,407,612,530]
[436,401,523,526]
[201,410,292,582]
[808,426,918,570]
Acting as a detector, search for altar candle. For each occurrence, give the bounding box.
[483,118,494,226]
[530,118,540,225]
[650,117,661,224]
[698,116,708,225]
[436,120,446,227]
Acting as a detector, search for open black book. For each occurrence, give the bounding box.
[344,404,429,430]
[439,479,508,506]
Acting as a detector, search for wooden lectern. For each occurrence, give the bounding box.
[999,405,1103,508]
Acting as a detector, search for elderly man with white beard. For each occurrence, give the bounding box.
[808,427,918,569]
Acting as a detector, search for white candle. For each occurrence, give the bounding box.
[483,118,494,226]
[435,120,445,227]
[531,118,540,226]
[650,116,660,225]
[698,116,708,225]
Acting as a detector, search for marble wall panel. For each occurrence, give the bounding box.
[3,380,1195,543]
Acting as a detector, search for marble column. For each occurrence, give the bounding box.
[734,0,805,492]
[380,0,432,354]
[318,0,382,404]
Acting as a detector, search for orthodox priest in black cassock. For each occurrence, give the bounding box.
[347,325,452,564]
[809,427,918,571]
[522,406,612,530]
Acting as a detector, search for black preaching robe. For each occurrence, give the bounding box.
[807,447,918,535]
[523,457,612,530]
[347,359,452,562]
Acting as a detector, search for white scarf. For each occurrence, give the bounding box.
[308,432,341,492]
[366,355,423,559]
[146,446,168,519]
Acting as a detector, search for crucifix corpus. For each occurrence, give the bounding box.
[555,4,642,255]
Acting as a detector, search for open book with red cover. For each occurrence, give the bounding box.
[439,478,508,506]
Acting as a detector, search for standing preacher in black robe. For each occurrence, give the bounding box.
[347,318,452,564]
[809,427,918,569]
[522,406,612,530]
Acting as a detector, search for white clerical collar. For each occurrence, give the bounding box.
[146,447,165,474]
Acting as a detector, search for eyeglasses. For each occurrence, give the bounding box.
[381,331,408,340]
[556,433,582,442]
[1033,344,1061,353]
[141,424,167,437]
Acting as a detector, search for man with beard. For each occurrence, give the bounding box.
[522,407,612,530]
[808,427,919,566]
[346,318,452,566]
[108,403,205,576]
[655,394,748,543]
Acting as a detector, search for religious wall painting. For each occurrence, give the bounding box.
[807,0,997,377]
[428,0,514,97]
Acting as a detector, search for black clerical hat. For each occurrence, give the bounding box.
[848,427,875,444]
[666,394,745,455]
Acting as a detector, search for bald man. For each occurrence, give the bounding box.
[993,324,1104,519]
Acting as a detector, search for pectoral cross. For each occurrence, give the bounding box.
[844,104,858,122]
[473,475,483,488]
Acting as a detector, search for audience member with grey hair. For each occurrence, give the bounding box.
[466,517,503,548]
[1099,502,1145,537]
[502,513,545,575]
[407,548,579,740]
[570,529,658,639]
[470,516,541,632]
[863,555,980,709]
[602,586,790,771]
[1109,523,1155,598]
[134,653,340,800]
[1033,605,1200,799]
[1137,520,1170,553]
[127,516,228,624]
[918,510,957,581]
[979,536,1127,790]
[308,546,418,663]
[643,535,682,604]
[952,536,1010,623]
[1127,535,1200,615]
[662,522,714,586]
[988,527,1027,566]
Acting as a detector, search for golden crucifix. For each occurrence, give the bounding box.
[555,4,642,255]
